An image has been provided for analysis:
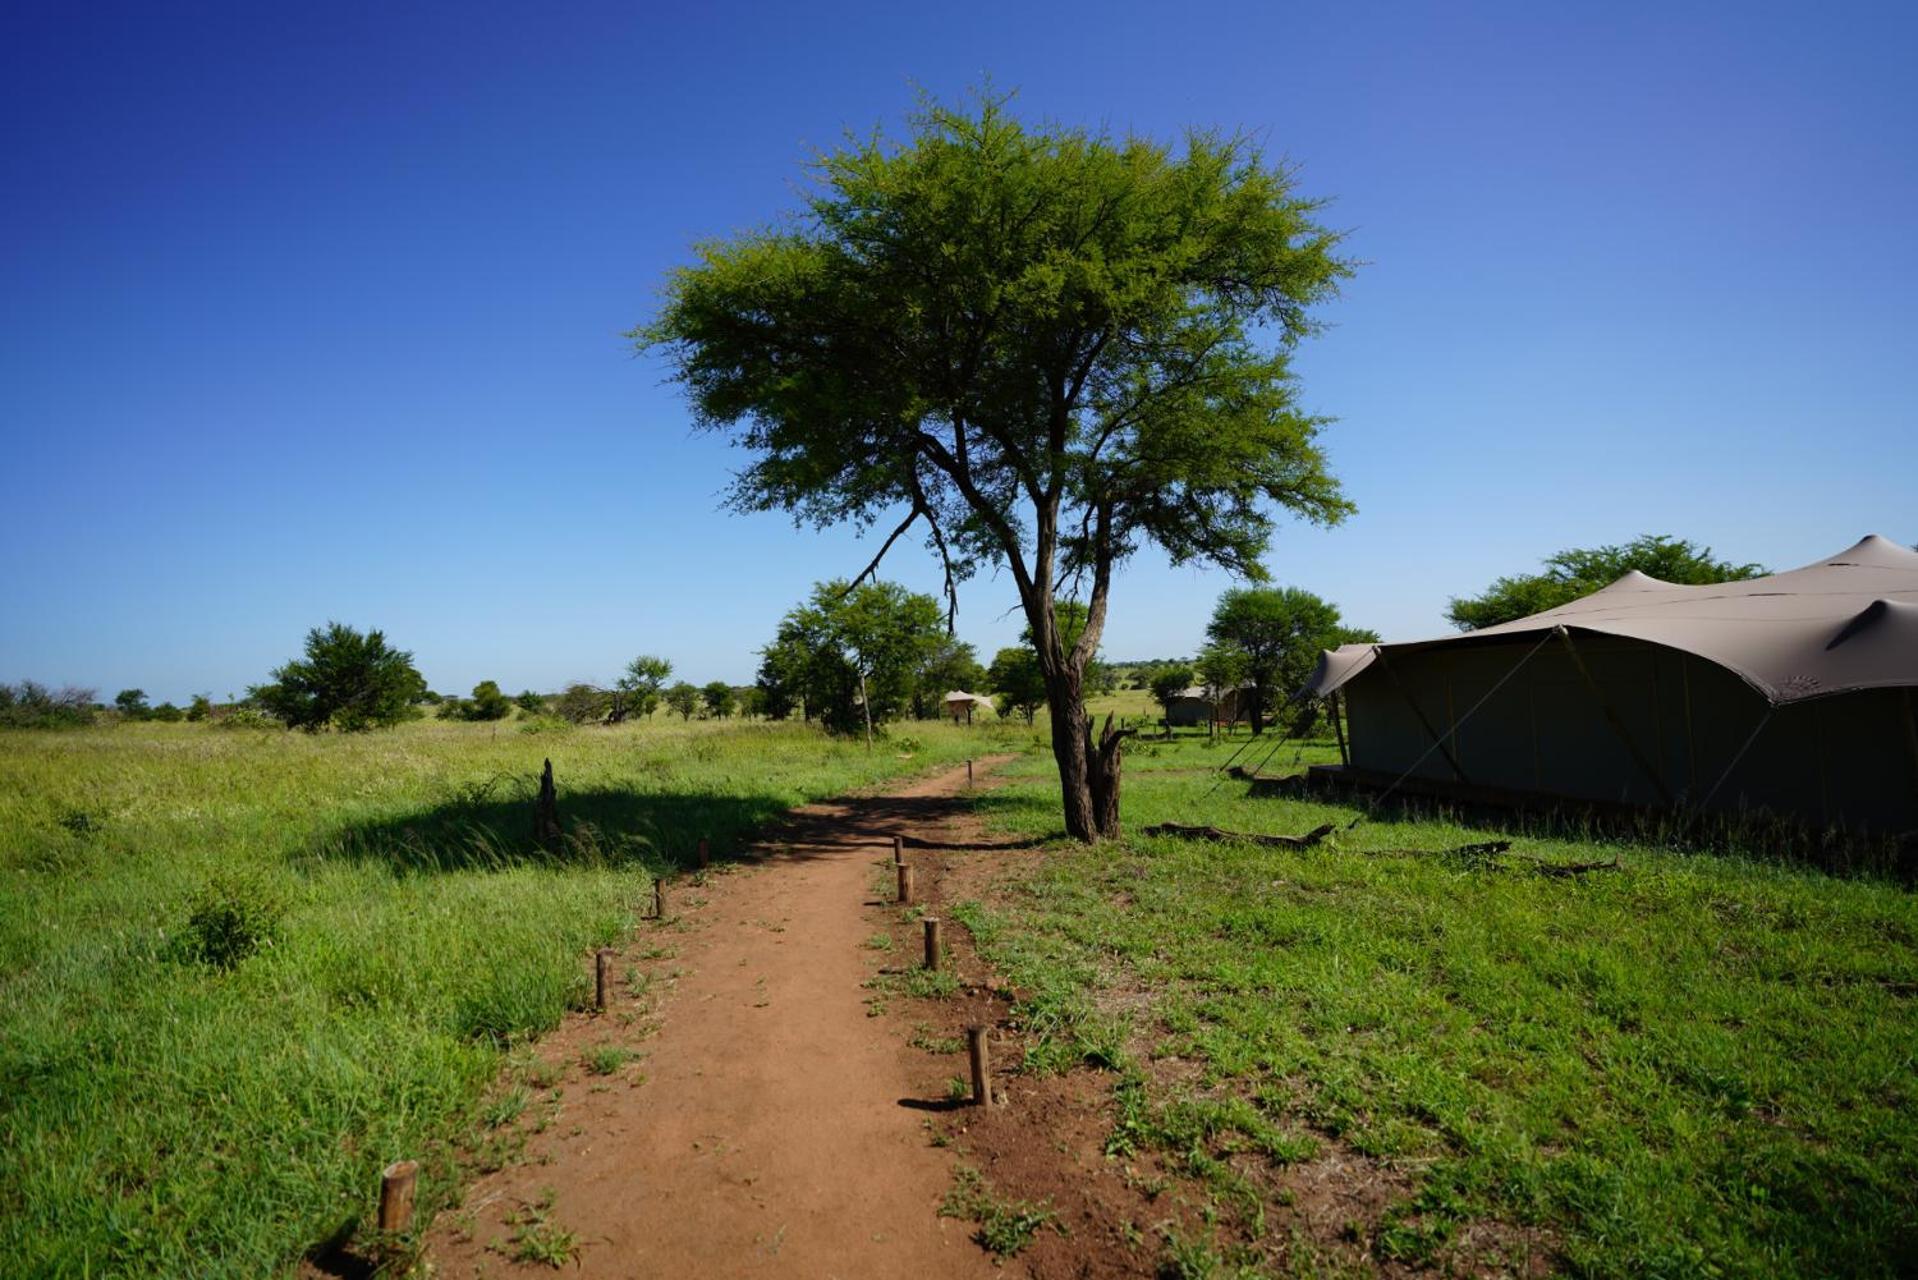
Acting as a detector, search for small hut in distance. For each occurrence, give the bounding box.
[943,691,992,725]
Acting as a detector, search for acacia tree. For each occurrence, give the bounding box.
[251,622,424,732]
[1204,587,1376,733]
[1447,535,1765,631]
[610,654,673,722]
[642,95,1352,839]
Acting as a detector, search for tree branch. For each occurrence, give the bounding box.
[834,504,921,598]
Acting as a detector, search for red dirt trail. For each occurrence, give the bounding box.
[424,758,1012,1279]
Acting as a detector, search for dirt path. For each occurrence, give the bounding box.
[424,758,1013,1279]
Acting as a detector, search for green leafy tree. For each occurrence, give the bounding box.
[912,640,987,719]
[151,702,184,723]
[114,689,150,720]
[1149,665,1196,713]
[663,681,701,721]
[737,685,767,719]
[642,94,1352,838]
[611,655,673,722]
[987,646,1047,725]
[760,580,947,741]
[1204,587,1376,733]
[1447,535,1766,631]
[552,682,608,725]
[463,680,512,722]
[701,680,736,719]
[186,693,213,722]
[250,622,425,732]
[514,689,545,714]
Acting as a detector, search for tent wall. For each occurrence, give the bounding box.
[1341,635,1918,833]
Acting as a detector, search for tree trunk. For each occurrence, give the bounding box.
[858,670,873,751]
[1249,685,1266,735]
[1087,712,1131,837]
[1044,671,1099,841]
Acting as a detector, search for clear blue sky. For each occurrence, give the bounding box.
[3,1,1913,701]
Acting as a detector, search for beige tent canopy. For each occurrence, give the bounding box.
[943,690,991,723]
[1303,535,1918,832]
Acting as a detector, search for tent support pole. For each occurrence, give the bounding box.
[1555,627,1676,807]
[1331,692,1350,766]
[1377,650,1469,783]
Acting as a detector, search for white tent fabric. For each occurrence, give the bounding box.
[1306,535,1918,707]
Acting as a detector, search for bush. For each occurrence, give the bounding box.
[185,694,213,722]
[151,702,185,723]
[461,680,512,722]
[172,873,286,969]
[552,683,608,725]
[250,622,425,732]
[0,681,96,729]
[212,706,279,731]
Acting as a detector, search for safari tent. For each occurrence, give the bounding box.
[942,690,991,724]
[1304,535,1918,834]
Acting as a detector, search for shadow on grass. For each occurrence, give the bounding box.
[301,786,794,876]
[301,774,1059,877]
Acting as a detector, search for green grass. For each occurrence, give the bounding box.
[940,1164,1059,1257]
[955,734,1918,1278]
[0,714,1020,1277]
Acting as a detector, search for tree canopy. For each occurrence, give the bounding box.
[611,655,673,722]
[251,623,424,732]
[642,92,1353,839]
[1446,535,1766,631]
[758,579,947,740]
[1204,586,1376,733]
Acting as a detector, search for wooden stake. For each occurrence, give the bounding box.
[697,837,709,869]
[966,758,974,787]
[895,862,914,905]
[892,833,904,865]
[966,1026,990,1106]
[922,917,942,970]
[653,878,666,920]
[595,947,614,1012]
[378,1159,418,1236]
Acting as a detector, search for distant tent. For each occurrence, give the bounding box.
[943,691,991,724]
[1304,535,1918,833]
[1163,686,1253,727]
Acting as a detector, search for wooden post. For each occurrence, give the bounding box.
[697,837,709,869]
[379,1159,418,1236]
[895,862,914,905]
[892,833,904,865]
[653,877,666,920]
[966,1026,990,1106]
[595,948,614,1011]
[922,917,942,970]
[966,758,974,787]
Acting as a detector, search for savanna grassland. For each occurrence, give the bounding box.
[0,714,1015,1277]
[951,733,1918,1278]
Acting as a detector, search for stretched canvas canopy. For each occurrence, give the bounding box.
[1308,535,1918,706]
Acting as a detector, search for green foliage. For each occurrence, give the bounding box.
[699,680,736,719]
[913,640,986,719]
[551,682,608,725]
[186,694,213,722]
[1149,665,1196,710]
[0,681,96,729]
[662,681,700,721]
[640,90,1354,834]
[513,689,545,714]
[1204,586,1376,731]
[114,689,151,720]
[761,580,947,736]
[171,872,286,969]
[250,622,426,732]
[987,646,1047,724]
[461,680,512,722]
[1447,534,1767,631]
[611,655,672,722]
[150,701,184,723]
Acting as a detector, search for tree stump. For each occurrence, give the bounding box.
[534,758,562,848]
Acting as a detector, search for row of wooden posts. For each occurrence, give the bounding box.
[377,761,988,1242]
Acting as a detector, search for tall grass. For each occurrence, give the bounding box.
[0,715,1020,1276]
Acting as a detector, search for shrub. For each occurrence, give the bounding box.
[552,683,608,725]
[462,680,512,722]
[172,873,286,969]
[151,702,185,722]
[0,681,96,729]
[185,694,213,722]
[250,622,425,732]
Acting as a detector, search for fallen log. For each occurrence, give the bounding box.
[1140,822,1336,848]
